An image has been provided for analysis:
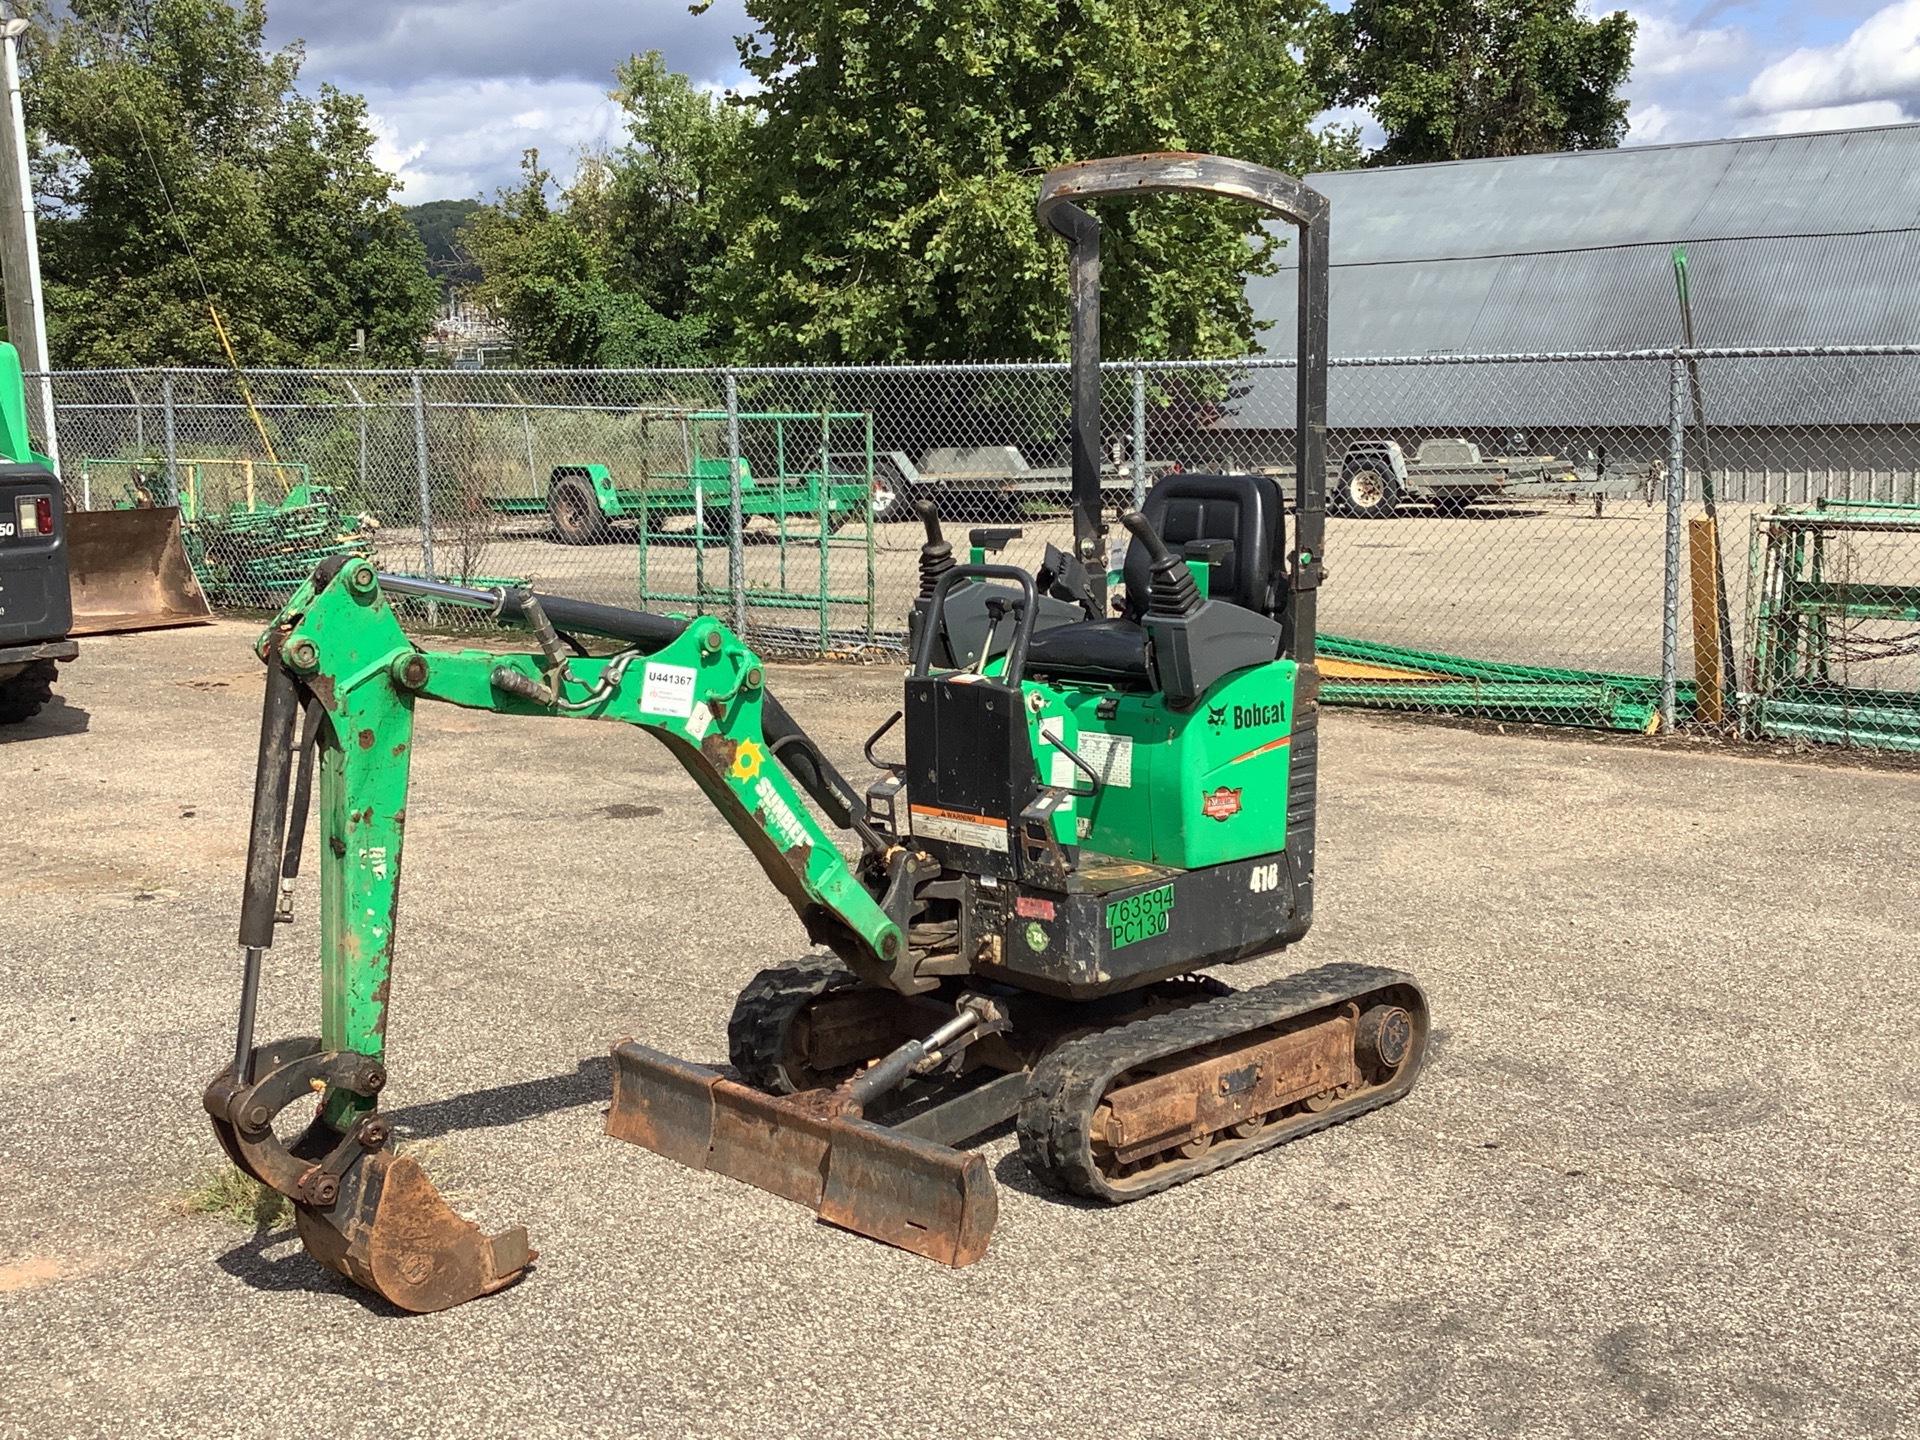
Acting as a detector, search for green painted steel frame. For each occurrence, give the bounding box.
[267,561,902,1130]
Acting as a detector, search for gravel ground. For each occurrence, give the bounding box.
[2,619,1916,1440]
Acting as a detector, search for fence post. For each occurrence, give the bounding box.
[162,373,179,508]
[1661,353,1687,731]
[341,377,368,502]
[1131,365,1147,509]
[411,372,437,591]
[725,368,746,636]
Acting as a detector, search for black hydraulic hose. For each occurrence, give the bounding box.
[373,573,881,854]
[277,698,327,914]
[495,588,688,650]
[235,648,301,1080]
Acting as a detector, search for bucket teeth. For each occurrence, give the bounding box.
[608,1040,997,1266]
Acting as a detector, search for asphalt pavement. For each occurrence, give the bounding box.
[1,620,1915,1439]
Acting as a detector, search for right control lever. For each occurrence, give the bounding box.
[1119,510,1202,618]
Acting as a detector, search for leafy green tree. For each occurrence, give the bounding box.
[461,152,709,368]
[457,51,737,367]
[694,0,1353,363]
[1324,0,1636,166]
[25,0,436,366]
[599,51,744,323]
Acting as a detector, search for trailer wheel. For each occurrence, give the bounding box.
[1339,462,1401,518]
[0,660,56,726]
[550,475,611,545]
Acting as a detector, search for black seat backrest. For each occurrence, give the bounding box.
[1122,472,1285,618]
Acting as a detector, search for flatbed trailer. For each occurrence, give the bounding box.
[491,410,884,545]
[1333,438,1658,516]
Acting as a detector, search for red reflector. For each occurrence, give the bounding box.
[34,496,51,533]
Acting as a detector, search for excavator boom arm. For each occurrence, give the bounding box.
[203,558,901,1311]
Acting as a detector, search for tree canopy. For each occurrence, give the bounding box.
[1324,0,1636,166]
[25,0,436,367]
[691,0,1354,363]
[455,53,735,368]
[460,149,710,370]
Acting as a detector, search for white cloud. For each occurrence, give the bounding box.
[1618,3,1761,146]
[1626,100,1682,143]
[1735,98,1911,134]
[360,78,627,202]
[265,0,751,87]
[1740,0,1920,114]
[1630,8,1751,80]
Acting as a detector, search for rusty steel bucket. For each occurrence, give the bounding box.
[66,507,212,635]
[607,1042,998,1266]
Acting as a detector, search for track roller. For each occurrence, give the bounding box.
[1016,963,1426,1202]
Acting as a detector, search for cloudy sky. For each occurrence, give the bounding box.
[256,0,1920,204]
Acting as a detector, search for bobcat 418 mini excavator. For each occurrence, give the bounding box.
[204,154,1428,1312]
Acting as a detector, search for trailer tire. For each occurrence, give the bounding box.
[0,659,56,725]
[1338,461,1401,518]
[550,475,612,545]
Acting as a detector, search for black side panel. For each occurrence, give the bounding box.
[903,675,1034,879]
[981,855,1300,1000]
[0,469,69,646]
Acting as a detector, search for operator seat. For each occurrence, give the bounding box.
[1024,472,1286,685]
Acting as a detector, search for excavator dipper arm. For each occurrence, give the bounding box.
[202,558,905,1310]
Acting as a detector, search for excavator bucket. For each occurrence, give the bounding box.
[66,507,212,635]
[206,1043,533,1314]
[292,1149,533,1314]
[607,1042,998,1266]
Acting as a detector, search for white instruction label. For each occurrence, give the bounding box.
[684,702,713,740]
[639,662,697,718]
[910,804,1010,853]
[1077,731,1133,788]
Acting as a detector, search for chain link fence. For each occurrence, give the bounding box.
[38,346,1920,752]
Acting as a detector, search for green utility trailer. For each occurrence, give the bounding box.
[492,410,886,547]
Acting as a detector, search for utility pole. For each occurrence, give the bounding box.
[0,6,56,470]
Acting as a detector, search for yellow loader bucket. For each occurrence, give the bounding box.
[66,507,213,636]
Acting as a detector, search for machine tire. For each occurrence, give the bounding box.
[0,659,56,725]
[1338,462,1401,518]
[550,475,612,545]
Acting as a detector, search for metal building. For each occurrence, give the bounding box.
[1217,123,1920,495]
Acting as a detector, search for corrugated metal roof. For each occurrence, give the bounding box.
[1234,124,1920,427]
[1252,123,1920,356]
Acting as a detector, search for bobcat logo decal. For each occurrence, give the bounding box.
[1207,704,1229,731]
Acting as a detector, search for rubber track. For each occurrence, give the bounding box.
[726,955,862,1092]
[1017,962,1426,1202]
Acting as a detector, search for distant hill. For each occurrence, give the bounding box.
[403,199,483,291]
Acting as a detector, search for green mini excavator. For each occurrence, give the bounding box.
[204,154,1428,1312]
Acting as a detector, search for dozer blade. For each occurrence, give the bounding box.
[66,507,212,635]
[607,1041,998,1267]
[292,1148,533,1314]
